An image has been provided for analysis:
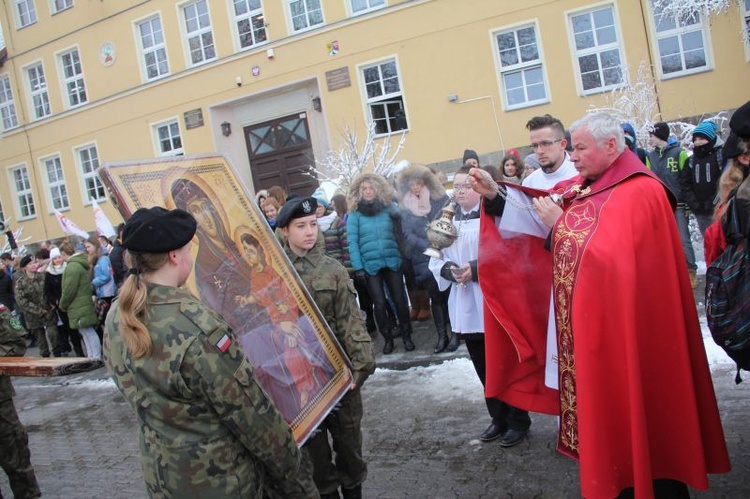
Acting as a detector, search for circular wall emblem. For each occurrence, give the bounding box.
[99,42,116,67]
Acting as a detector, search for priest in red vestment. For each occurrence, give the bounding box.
[471,113,730,498]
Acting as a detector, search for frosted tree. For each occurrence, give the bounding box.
[649,0,738,24]
[588,61,727,148]
[308,119,406,193]
[588,61,660,147]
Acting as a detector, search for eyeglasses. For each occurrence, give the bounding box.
[453,182,473,193]
[529,139,563,150]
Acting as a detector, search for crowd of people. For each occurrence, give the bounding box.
[0,228,127,360]
[2,100,750,499]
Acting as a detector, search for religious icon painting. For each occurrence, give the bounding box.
[98,154,353,445]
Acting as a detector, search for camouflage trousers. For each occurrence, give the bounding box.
[0,397,41,499]
[303,389,366,495]
[28,324,59,358]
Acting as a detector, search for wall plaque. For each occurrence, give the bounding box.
[325,67,351,91]
[184,108,204,129]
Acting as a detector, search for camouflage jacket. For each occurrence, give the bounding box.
[1,303,27,402]
[104,284,317,498]
[14,270,53,329]
[284,243,376,387]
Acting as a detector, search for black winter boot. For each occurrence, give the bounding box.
[446,332,460,352]
[433,328,449,354]
[382,329,395,355]
[401,324,415,351]
[342,485,362,499]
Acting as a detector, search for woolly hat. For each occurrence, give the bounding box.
[722,133,746,160]
[49,247,61,260]
[621,122,637,144]
[524,153,541,170]
[276,196,318,228]
[462,149,479,163]
[692,121,717,142]
[730,100,750,140]
[650,122,670,142]
[311,187,329,209]
[19,254,33,269]
[506,148,521,159]
[122,207,197,253]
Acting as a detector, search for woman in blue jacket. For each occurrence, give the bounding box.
[85,238,117,326]
[347,173,413,354]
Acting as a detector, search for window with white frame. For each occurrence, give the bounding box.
[137,15,170,80]
[351,0,384,15]
[59,48,87,107]
[42,155,69,211]
[494,24,548,109]
[26,62,51,119]
[569,5,624,94]
[361,59,408,135]
[52,0,73,14]
[289,0,323,32]
[182,0,216,65]
[233,0,267,49]
[76,144,106,203]
[11,165,35,219]
[154,119,184,156]
[0,74,19,131]
[15,0,37,28]
[652,6,709,77]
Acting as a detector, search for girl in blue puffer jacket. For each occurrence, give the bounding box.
[347,173,413,355]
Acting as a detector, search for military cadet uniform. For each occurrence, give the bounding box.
[0,303,42,499]
[14,256,59,357]
[104,207,318,499]
[279,197,376,499]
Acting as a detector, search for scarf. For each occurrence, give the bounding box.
[358,199,386,216]
[402,185,432,217]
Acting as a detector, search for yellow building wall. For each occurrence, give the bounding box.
[1,0,749,243]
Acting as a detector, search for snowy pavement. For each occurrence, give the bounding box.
[2,255,749,497]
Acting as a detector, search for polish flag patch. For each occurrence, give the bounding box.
[215,333,232,353]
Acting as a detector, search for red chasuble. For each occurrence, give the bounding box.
[551,150,730,498]
[479,185,559,415]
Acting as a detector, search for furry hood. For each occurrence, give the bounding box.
[348,173,395,212]
[395,164,446,202]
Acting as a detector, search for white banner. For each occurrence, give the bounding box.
[92,200,116,238]
[54,209,90,239]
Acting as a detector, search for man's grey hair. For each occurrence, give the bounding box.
[569,113,626,153]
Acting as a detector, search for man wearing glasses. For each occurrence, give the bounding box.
[477,114,579,447]
[522,115,578,190]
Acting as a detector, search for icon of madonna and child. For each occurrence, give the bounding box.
[163,170,337,425]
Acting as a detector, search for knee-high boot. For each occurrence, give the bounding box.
[416,290,431,321]
[382,325,394,355]
[401,323,415,351]
[408,289,419,321]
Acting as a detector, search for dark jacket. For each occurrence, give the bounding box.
[681,142,723,215]
[647,142,689,204]
[109,239,126,287]
[0,269,13,311]
[395,164,449,284]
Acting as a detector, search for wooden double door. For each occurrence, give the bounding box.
[244,113,318,196]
